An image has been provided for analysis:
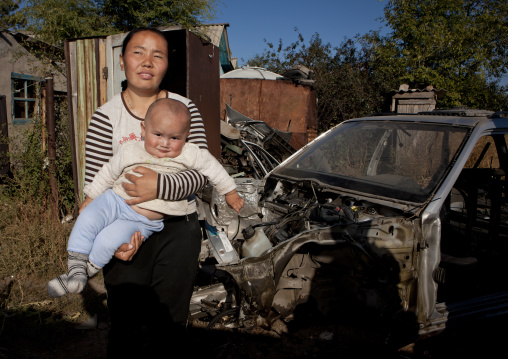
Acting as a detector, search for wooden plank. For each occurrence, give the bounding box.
[75,39,99,200]
[84,38,97,122]
[398,99,436,105]
[392,92,437,99]
[75,39,86,199]
[67,41,78,171]
[99,40,107,106]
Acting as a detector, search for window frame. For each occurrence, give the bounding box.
[11,72,42,125]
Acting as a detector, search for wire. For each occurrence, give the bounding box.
[206,307,240,329]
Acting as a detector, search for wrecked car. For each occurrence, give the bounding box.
[190,107,508,342]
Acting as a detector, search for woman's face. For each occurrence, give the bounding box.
[120,31,168,94]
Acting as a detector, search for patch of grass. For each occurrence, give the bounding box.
[0,98,109,357]
[0,194,107,320]
[0,196,109,357]
[0,197,70,282]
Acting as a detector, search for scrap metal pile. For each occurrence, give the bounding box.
[219,104,296,179]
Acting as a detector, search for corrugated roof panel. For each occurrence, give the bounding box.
[221,67,283,80]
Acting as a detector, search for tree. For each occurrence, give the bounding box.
[374,0,508,108]
[98,0,218,33]
[21,0,108,45]
[248,29,311,74]
[248,31,397,132]
[0,0,25,29]
[20,0,219,46]
[249,0,507,133]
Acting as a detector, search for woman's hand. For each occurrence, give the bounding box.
[122,166,158,205]
[79,197,93,214]
[114,231,144,261]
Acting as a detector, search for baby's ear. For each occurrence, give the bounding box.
[140,121,146,136]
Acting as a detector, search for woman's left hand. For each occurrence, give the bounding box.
[122,166,158,205]
[114,231,144,261]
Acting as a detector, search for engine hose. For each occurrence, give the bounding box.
[207,307,240,328]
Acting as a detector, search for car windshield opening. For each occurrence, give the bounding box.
[274,121,471,203]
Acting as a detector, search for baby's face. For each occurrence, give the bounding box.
[141,111,189,158]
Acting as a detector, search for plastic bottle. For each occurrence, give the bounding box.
[241,227,272,258]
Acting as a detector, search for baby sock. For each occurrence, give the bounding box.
[87,260,102,277]
[47,251,88,297]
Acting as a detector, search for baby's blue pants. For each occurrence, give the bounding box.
[67,189,164,267]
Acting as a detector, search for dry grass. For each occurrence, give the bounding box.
[0,199,69,279]
[0,192,109,357]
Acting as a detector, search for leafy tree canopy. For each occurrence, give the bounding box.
[22,0,106,45]
[249,0,508,131]
[248,31,398,132]
[98,0,218,33]
[14,0,219,46]
[374,0,508,107]
[0,0,25,29]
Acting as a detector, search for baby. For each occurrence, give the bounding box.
[47,98,244,297]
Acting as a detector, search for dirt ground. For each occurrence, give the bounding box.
[2,314,506,359]
[0,276,506,359]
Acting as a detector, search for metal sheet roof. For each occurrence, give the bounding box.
[221,66,283,80]
[390,84,447,98]
[194,24,228,48]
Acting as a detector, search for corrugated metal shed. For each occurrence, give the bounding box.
[220,77,317,150]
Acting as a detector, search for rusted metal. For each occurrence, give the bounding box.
[220,78,317,150]
[45,76,58,220]
[163,30,221,158]
[187,32,220,158]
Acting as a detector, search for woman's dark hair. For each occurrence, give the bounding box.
[121,27,169,55]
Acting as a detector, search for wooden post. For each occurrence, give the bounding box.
[45,76,58,220]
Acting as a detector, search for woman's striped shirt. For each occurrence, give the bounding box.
[84,90,208,201]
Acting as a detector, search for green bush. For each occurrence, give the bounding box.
[2,95,75,217]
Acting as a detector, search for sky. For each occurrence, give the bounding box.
[213,0,389,66]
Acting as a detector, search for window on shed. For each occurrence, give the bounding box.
[11,73,40,125]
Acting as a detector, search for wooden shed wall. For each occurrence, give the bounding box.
[391,92,437,114]
[65,37,107,202]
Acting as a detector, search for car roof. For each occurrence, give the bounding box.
[347,108,502,127]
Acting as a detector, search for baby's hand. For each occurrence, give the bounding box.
[225,190,245,214]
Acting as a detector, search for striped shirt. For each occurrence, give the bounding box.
[84,90,208,201]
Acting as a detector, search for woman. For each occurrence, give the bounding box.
[83,27,207,357]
